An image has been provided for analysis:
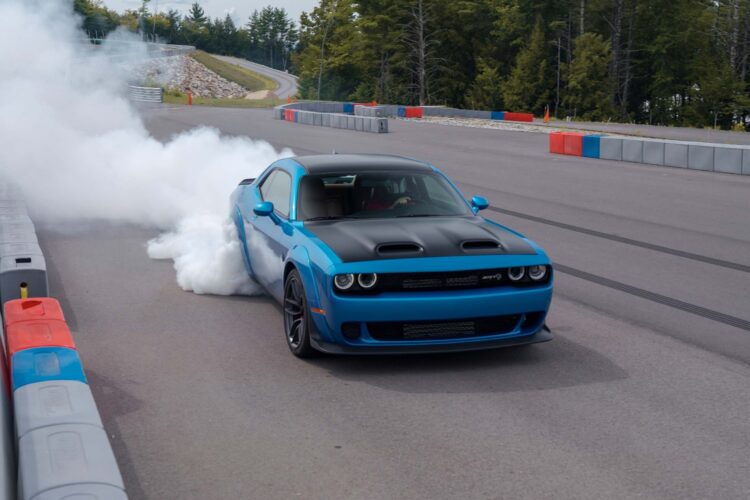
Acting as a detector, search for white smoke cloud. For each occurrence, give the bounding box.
[0,1,292,295]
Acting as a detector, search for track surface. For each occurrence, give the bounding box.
[39,108,750,499]
[213,55,298,99]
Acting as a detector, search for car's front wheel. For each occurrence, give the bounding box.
[283,269,317,358]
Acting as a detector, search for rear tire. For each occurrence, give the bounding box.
[283,269,317,358]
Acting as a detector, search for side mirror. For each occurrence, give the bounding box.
[254,201,274,217]
[471,195,489,213]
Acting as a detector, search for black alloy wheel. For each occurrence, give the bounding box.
[283,269,316,358]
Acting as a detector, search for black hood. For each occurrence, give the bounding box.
[304,216,536,263]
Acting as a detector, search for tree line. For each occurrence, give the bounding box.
[294,0,750,129]
[74,0,297,71]
[76,0,750,129]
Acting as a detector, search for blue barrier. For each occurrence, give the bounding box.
[11,347,86,390]
[397,107,406,118]
[343,103,354,114]
[582,135,602,159]
[491,111,505,121]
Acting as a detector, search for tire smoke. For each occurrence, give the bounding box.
[0,1,292,295]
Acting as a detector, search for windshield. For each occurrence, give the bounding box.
[297,171,471,221]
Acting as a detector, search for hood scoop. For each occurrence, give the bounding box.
[461,240,502,252]
[376,242,424,258]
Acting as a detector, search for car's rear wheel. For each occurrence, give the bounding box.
[283,269,317,358]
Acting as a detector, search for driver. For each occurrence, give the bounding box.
[366,185,412,210]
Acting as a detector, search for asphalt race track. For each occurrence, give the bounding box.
[213,55,298,99]
[38,108,750,499]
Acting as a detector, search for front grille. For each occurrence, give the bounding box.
[371,268,549,293]
[367,314,522,341]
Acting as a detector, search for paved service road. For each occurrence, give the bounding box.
[39,108,750,499]
[214,55,298,99]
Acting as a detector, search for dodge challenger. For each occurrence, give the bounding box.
[230,154,553,357]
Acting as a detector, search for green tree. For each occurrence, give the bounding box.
[466,59,503,110]
[187,3,207,25]
[502,18,550,114]
[564,32,612,120]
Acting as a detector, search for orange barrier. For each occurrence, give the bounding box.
[404,107,423,119]
[3,298,65,327]
[549,132,565,154]
[504,112,534,122]
[549,132,584,156]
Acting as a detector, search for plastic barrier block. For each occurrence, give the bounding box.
[343,103,354,114]
[397,107,406,118]
[14,381,102,439]
[31,484,127,500]
[0,251,48,306]
[599,137,623,161]
[664,142,688,168]
[643,140,665,165]
[688,144,714,171]
[376,118,389,133]
[405,107,424,118]
[504,112,534,122]
[563,133,583,156]
[293,110,299,123]
[283,109,293,121]
[11,347,86,390]
[0,227,38,245]
[549,132,565,154]
[355,117,364,131]
[0,206,27,216]
[18,424,124,499]
[7,320,75,356]
[582,135,602,158]
[622,138,644,163]
[347,116,356,129]
[713,146,743,174]
[4,298,65,327]
[743,149,750,175]
[491,111,505,121]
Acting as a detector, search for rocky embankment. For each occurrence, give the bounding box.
[136,55,248,98]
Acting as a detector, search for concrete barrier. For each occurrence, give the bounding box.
[600,137,623,161]
[688,144,714,171]
[622,138,644,163]
[664,141,688,168]
[643,139,665,166]
[714,145,743,174]
[550,133,750,176]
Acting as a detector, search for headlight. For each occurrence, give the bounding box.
[528,265,548,281]
[508,267,525,281]
[358,273,378,289]
[334,274,355,290]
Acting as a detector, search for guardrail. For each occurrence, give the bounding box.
[550,132,750,175]
[128,85,163,103]
[0,181,128,498]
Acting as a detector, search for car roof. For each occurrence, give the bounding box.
[292,154,433,173]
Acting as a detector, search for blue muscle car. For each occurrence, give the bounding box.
[230,154,553,357]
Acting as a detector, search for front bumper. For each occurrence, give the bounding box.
[308,284,553,353]
[311,324,552,354]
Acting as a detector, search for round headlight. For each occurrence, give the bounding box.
[358,273,378,289]
[334,274,355,290]
[528,265,548,281]
[508,267,525,281]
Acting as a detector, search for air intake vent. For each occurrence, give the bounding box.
[376,243,423,256]
[461,240,501,251]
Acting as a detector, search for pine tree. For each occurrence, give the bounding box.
[564,32,613,120]
[502,18,550,114]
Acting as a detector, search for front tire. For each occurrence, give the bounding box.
[283,269,317,358]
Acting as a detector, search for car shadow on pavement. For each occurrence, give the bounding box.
[309,332,627,394]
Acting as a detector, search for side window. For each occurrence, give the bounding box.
[260,169,292,217]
